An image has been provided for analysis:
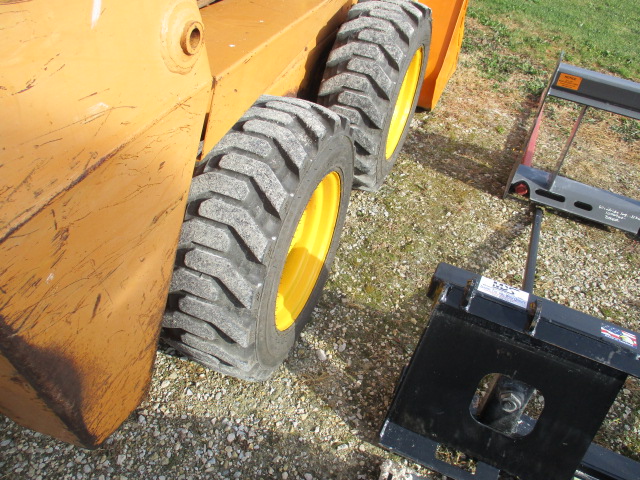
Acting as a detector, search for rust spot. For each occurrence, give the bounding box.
[78,92,98,101]
[14,78,36,95]
[34,138,63,149]
[0,319,98,447]
[91,294,102,319]
[53,227,69,247]
[10,375,24,385]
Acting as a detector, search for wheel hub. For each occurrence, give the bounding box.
[275,171,341,331]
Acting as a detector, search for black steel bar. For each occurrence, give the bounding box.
[578,442,640,480]
[523,207,544,294]
[380,421,501,480]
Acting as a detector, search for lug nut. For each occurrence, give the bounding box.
[499,391,523,413]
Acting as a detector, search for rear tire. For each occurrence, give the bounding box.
[162,96,354,381]
[318,0,431,191]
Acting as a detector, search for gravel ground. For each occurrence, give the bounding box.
[1,33,638,480]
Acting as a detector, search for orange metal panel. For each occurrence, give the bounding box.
[0,354,80,446]
[417,0,469,110]
[199,0,355,155]
[1,0,208,241]
[0,0,211,446]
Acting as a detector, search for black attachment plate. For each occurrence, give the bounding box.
[380,263,640,480]
[380,421,500,480]
[579,443,640,480]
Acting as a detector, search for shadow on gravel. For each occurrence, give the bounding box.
[0,396,383,480]
[287,290,438,458]
[406,98,538,198]
[461,206,531,280]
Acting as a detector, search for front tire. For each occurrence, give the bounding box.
[318,0,431,191]
[162,96,354,381]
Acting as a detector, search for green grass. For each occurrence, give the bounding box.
[611,117,640,142]
[466,0,640,81]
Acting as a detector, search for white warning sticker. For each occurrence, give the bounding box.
[478,277,530,309]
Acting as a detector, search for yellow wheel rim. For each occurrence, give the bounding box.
[385,47,424,159]
[275,172,341,331]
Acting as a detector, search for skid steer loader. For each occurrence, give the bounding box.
[0,0,467,447]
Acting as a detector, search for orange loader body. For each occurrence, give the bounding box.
[0,0,467,447]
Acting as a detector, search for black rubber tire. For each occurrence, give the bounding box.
[162,96,354,381]
[318,0,431,191]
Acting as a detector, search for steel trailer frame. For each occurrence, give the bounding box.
[505,60,640,237]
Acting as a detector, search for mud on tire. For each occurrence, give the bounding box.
[318,0,431,191]
[162,96,354,381]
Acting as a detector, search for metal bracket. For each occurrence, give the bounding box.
[379,264,640,480]
[546,62,640,120]
[511,164,640,235]
[504,61,640,237]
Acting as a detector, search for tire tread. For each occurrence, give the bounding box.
[162,96,351,381]
[318,0,431,190]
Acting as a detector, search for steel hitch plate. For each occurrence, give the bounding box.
[379,263,640,480]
